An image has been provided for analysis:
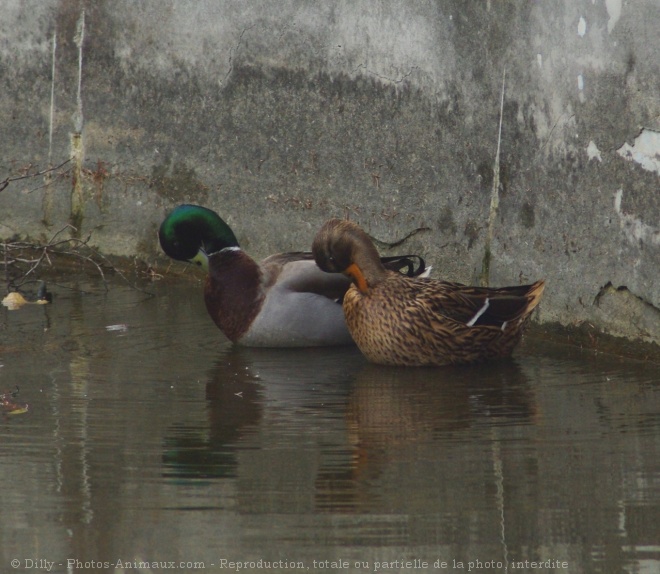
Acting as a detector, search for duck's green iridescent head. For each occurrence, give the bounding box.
[158,205,239,270]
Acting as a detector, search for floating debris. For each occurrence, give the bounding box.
[2,292,29,310]
[2,282,52,310]
[1,386,29,416]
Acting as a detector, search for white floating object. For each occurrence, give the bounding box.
[2,292,28,310]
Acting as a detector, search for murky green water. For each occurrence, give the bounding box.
[0,277,658,574]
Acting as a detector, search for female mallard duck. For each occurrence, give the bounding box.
[312,218,545,366]
[158,205,428,347]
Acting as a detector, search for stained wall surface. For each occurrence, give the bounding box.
[1,0,658,345]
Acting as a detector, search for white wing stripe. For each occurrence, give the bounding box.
[466,298,490,327]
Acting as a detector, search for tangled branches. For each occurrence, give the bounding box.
[1,159,159,298]
[2,224,153,297]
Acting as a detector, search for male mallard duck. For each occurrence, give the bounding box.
[312,218,545,366]
[158,205,428,347]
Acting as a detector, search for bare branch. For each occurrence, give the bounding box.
[0,158,72,193]
[2,223,155,297]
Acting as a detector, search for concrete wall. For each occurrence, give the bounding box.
[1,0,658,346]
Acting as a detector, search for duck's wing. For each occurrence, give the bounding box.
[411,279,545,328]
[260,251,431,300]
[261,252,350,301]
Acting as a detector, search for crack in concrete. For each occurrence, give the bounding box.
[220,24,256,87]
[43,29,58,226]
[593,282,660,340]
[70,9,86,238]
[351,63,419,85]
[594,282,659,312]
[73,9,85,132]
[369,226,431,249]
[48,30,57,165]
[614,189,660,246]
[480,68,506,287]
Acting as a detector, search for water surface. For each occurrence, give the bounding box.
[0,277,658,573]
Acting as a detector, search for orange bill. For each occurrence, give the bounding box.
[345,263,370,294]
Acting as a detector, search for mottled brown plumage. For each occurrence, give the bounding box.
[312,218,545,366]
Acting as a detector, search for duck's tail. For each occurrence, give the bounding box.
[380,254,428,278]
[524,279,545,317]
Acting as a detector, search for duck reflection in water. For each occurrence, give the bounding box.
[315,359,538,512]
[163,347,537,517]
[162,346,362,481]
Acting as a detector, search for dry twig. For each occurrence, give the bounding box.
[0,159,72,193]
[2,224,153,296]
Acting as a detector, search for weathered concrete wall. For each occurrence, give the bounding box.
[1,0,658,346]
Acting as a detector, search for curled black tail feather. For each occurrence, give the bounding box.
[380,255,427,277]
